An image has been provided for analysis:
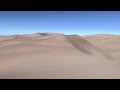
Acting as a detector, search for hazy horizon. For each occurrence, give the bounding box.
[0,11,120,36]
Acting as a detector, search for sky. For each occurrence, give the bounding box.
[0,11,120,36]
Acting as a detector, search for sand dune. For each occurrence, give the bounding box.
[83,34,120,61]
[0,33,120,79]
[66,35,113,60]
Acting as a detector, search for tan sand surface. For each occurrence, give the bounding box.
[0,33,120,79]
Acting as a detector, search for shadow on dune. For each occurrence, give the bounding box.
[65,35,114,60]
[65,35,93,55]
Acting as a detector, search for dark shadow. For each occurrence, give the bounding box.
[65,35,93,55]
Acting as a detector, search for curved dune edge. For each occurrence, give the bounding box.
[65,35,114,60]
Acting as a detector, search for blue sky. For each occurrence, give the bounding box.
[0,11,120,36]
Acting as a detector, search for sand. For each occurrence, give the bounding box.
[0,33,120,79]
[83,34,120,61]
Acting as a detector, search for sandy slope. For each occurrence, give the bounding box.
[83,34,120,61]
[0,33,120,79]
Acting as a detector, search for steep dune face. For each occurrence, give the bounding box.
[65,35,113,60]
[0,33,120,79]
[65,35,93,55]
[83,34,120,60]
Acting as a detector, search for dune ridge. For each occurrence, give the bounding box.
[83,34,120,61]
[65,35,113,60]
